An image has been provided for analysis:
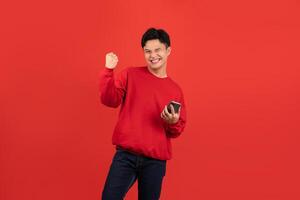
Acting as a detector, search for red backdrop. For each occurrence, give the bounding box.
[1,0,300,199]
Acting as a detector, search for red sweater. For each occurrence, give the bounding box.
[99,66,187,160]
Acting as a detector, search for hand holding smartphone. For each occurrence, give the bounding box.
[167,101,181,114]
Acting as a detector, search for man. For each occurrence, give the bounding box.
[99,28,187,200]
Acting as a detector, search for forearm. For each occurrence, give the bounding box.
[165,119,186,138]
[99,68,124,108]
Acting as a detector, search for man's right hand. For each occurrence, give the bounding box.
[105,52,118,69]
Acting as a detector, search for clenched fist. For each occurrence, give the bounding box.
[105,52,118,69]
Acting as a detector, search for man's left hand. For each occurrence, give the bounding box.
[160,104,180,124]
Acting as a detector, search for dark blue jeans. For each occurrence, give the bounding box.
[102,146,167,200]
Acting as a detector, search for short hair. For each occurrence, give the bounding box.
[141,28,171,48]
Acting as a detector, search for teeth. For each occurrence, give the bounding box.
[151,59,160,63]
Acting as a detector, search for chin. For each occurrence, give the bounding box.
[149,65,160,71]
[148,63,163,70]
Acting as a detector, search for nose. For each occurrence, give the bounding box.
[149,52,158,58]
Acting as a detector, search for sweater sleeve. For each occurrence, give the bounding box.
[165,91,187,138]
[99,67,128,108]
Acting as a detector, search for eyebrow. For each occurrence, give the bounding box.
[144,48,161,51]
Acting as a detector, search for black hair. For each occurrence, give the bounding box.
[141,28,171,48]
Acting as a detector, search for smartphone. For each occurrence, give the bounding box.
[167,101,181,113]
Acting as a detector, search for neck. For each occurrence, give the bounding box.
[147,65,167,78]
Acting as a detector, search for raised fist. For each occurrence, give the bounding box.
[105,52,118,69]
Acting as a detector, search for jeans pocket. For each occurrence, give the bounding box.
[113,150,125,161]
[151,159,167,177]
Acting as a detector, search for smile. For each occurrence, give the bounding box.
[150,58,161,64]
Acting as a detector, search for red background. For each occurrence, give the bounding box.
[1,0,300,199]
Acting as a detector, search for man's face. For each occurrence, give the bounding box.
[143,39,171,71]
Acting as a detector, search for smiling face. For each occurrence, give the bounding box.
[143,39,171,71]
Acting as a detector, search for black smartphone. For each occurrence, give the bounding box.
[167,101,181,113]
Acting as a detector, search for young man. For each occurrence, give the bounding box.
[99,28,187,200]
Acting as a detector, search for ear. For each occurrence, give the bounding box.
[167,47,171,56]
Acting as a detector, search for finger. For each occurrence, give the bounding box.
[162,106,170,118]
[162,108,169,117]
[170,104,175,115]
[108,52,116,57]
[164,106,172,118]
[161,111,167,120]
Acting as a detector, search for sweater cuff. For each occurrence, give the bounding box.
[104,67,114,73]
[100,68,114,77]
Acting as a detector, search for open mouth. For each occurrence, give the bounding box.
[150,58,161,64]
